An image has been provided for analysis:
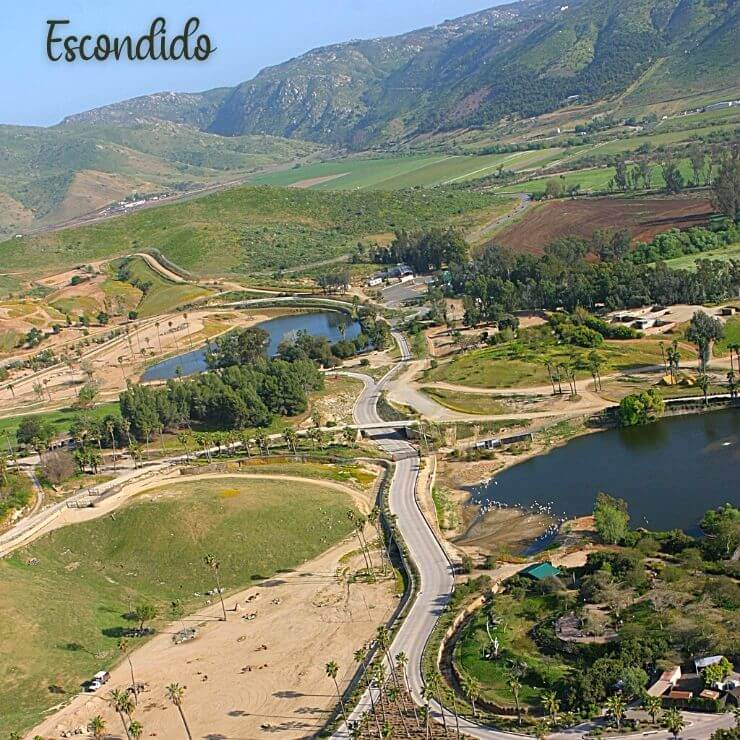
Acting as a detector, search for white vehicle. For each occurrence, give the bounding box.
[87,670,110,691]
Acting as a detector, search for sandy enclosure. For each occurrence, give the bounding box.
[30,531,396,740]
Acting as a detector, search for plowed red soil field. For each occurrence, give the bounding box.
[494,196,713,253]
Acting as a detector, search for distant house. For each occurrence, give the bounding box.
[387,264,415,283]
[366,273,385,288]
[520,562,561,581]
[646,666,681,697]
[694,655,728,673]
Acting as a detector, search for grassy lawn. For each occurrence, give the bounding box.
[455,592,571,710]
[714,315,740,357]
[118,256,212,317]
[421,388,512,415]
[1,186,511,279]
[0,402,120,449]
[424,336,697,389]
[0,476,356,735]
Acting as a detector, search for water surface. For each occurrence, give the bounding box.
[469,409,739,533]
[141,311,360,381]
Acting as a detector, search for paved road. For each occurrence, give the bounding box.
[337,333,733,740]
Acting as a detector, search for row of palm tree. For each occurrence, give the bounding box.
[85,682,193,740]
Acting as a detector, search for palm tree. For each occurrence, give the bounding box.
[396,652,419,728]
[325,660,348,725]
[605,694,627,730]
[663,707,685,739]
[461,673,481,717]
[542,690,560,726]
[128,719,144,740]
[726,369,737,400]
[106,419,117,471]
[387,684,410,738]
[375,626,400,692]
[697,372,710,405]
[418,705,431,739]
[642,693,662,724]
[426,673,447,735]
[342,426,357,447]
[154,321,163,354]
[508,674,522,724]
[445,685,462,738]
[166,683,193,740]
[118,638,138,704]
[588,351,604,391]
[110,688,134,740]
[283,428,298,454]
[204,553,227,621]
[87,714,106,739]
[255,429,269,456]
[348,510,374,576]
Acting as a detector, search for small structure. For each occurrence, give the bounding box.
[694,655,727,673]
[520,562,561,581]
[634,318,656,330]
[366,273,385,288]
[665,689,693,704]
[646,666,681,697]
[699,689,722,701]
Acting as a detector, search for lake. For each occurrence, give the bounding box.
[468,408,739,534]
[141,311,361,381]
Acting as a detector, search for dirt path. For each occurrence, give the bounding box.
[132,252,187,284]
[466,193,532,243]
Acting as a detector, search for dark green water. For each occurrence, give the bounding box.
[469,408,739,534]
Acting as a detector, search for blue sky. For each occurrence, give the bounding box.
[2,1,507,127]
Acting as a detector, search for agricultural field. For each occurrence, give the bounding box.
[0,186,510,279]
[423,335,697,389]
[493,196,713,254]
[0,476,356,734]
[249,151,560,191]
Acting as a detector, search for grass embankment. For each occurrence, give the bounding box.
[115,256,211,317]
[424,336,697,389]
[1,186,511,278]
[661,242,740,271]
[0,476,356,735]
[421,388,512,415]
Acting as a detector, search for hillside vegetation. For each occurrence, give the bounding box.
[65,0,739,147]
[0,185,509,278]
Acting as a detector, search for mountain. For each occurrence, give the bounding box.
[0,121,322,238]
[61,0,739,147]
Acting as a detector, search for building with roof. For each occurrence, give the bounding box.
[520,562,561,581]
[646,666,681,697]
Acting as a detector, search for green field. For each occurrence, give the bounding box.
[1,186,509,278]
[424,337,697,389]
[715,316,740,357]
[421,388,512,415]
[249,152,553,190]
[0,402,120,449]
[117,256,211,317]
[660,243,740,271]
[0,476,356,735]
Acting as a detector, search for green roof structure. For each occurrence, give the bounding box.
[520,562,561,581]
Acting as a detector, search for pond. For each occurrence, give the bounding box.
[468,408,739,535]
[141,311,361,381]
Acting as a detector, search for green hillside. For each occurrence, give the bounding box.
[0,185,509,278]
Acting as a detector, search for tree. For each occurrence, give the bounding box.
[128,720,144,740]
[703,658,732,687]
[712,145,739,220]
[166,683,193,740]
[87,715,106,740]
[686,310,724,372]
[605,694,626,730]
[663,707,685,739]
[118,638,138,705]
[594,492,630,545]
[461,672,481,717]
[642,693,662,724]
[542,691,560,725]
[132,603,156,631]
[661,157,684,194]
[697,373,711,405]
[325,660,348,724]
[110,688,134,740]
[509,673,523,725]
[618,389,665,427]
[700,505,739,560]
[204,553,228,621]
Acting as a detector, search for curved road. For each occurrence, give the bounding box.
[338,333,732,740]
